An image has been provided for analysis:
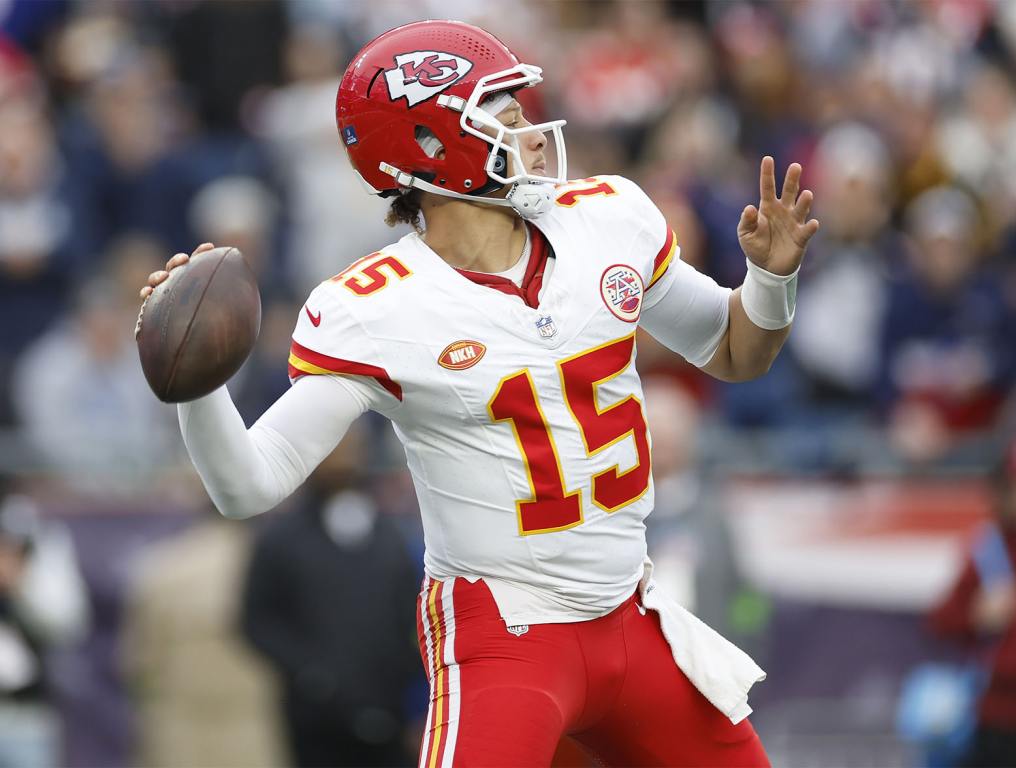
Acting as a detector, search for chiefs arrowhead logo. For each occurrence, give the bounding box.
[384,51,473,107]
[438,340,486,370]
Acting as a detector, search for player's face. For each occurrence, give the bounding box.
[493,100,547,177]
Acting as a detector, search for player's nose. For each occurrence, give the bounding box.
[527,127,547,153]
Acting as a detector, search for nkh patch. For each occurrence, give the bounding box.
[384,51,473,107]
[438,340,486,370]
[600,264,644,322]
[506,624,529,637]
[342,125,358,145]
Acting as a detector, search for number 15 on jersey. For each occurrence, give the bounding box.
[488,334,651,536]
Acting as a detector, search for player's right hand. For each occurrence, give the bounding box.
[138,242,216,300]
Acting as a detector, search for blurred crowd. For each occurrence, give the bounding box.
[0,0,1015,766]
[0,0,1012,484]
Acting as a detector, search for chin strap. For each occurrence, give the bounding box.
[379,163,554,221]
[505,182,554,219]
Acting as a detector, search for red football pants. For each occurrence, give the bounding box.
[416,576,769,768]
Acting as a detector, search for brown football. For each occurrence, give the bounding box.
[136,246,261,403]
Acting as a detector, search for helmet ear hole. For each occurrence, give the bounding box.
[415,126,444,159]
[492,155,506,173]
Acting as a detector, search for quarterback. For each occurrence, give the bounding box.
[142,21,818,768]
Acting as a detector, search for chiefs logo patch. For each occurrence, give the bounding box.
[600,264,644,323]
[384,51,473,107]
[438,340,486,370]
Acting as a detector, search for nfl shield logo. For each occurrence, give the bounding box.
[535,315,557,338]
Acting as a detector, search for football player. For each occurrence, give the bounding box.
[141,20,818,767]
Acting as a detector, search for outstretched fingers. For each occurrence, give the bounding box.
[759,156,777,203]
[793,188,813,222]
[738,204,759,235]
[796,217,821,246]
[781,163,802,204]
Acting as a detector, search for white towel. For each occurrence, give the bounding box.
[638,558,766,724]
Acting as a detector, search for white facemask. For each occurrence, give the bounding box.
[378,62,567,220]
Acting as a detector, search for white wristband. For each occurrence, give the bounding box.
[740,258,798,330]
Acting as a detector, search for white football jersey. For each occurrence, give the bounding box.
[289,176,727,623]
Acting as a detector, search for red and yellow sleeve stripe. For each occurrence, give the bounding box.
[288,339,402,401]
[648,228,677,289]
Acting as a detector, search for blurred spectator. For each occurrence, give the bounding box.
[58,26,195,255]
[188,175,288,298]
[786,0,866,75]
[45,13,146,108]
[867,4,963,109]
[1,3,68,55]
[253,26,397,295]
[636,95,750,405]
[714,3,810,161]
[935,63,1016,239]
[640,91,746,274]
[559,1,691,161]
[121,507,282,768]
[929,440,1016,767]
[642,377,753,641]
[879,186,1016,462]
[0,487,89,768]
[161,0,286,135]
[10,236,179,494]
[122,509,284,768]
[789,122,898,418]
[231,297,301,424]
[241,426,421,768]
[53,500,201,768]
[0,83,83,425]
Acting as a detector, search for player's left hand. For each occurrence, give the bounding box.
[737,156,820,276]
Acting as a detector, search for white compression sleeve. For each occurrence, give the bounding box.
[641,258,732,368]
[177,375,371,519]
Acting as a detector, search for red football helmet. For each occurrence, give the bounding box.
[336,20,567,218]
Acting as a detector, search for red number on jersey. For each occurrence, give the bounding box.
[559,334,650,511]
[488,335,650,535]
[555,178,618,208]
[488,371,584,536]
[329,252,378,283]
[331,253,412,296]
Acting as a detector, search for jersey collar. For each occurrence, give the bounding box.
[455,224,551,309]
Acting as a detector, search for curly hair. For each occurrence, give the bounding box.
[385,189,424,233]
